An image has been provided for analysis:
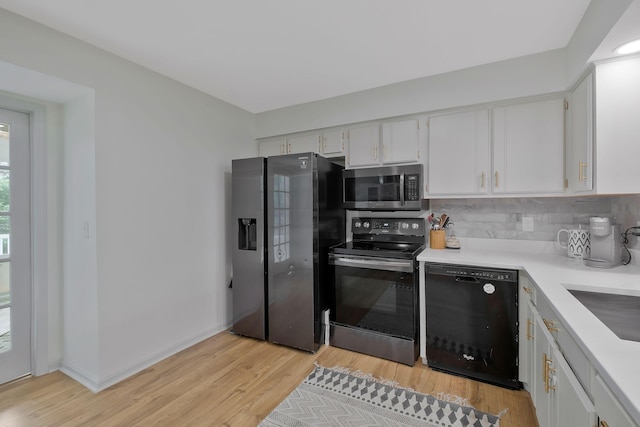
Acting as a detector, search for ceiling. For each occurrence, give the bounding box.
[589,0,640,62]
[0,0,615,113]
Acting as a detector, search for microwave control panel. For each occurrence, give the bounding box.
[405,174,420,201]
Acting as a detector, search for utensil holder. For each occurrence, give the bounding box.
[430,230,446,249]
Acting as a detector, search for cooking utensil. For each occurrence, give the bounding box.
[439,214,448,228]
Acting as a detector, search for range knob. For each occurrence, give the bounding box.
[411,223,420,230]
[401,222,409,229]
[363,221,370,229]
[354,221,362,229]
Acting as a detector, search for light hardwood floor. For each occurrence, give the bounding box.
[0,331,538,426]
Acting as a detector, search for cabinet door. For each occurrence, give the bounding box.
[593,374,637,427]
[569,73,594,192]
[287,134,320,154]
[492,98,565,194]
[347,125,380,168]
[533,306,596,427]
[259,139,287,157]
[428,110,490,195]
[381,119,421,164]
[595,57,640,194]
[518,283,536,389]
[322,130,345,157]
[553,347,596,427]
[533,310,554,426]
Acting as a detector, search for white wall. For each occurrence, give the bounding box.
[255,49,568,138]
[565,0,633,86]
[63,93,99,383]
[255,1,633,139]
[0,8,256,390]
[45,102,64,371]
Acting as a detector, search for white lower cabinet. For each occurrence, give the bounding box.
[533,312,553,425]
[532,311,595,427]
[522,279,639,427]
[593,374,637,427]
[554,349,596,427]
[518,279,536,388]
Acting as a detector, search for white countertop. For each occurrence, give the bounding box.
[417,238,640,422]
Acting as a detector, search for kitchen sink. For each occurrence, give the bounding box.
[565,287,640,342]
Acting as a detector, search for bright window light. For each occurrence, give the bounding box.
[615,39,640,55]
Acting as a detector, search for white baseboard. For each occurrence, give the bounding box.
[60,321,232,393]
[48,360,62,373]
[59,363,101,393]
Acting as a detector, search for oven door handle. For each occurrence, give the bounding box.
[329,256,414,273]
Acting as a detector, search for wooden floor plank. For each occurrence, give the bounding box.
[0,330,537,426]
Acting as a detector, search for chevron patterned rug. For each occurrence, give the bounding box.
[259,365,500,427]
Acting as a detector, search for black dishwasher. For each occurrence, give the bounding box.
[425,263,520,389]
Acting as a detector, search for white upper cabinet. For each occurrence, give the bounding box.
[568,73,594,193]
[427,109,490,196]
[286,134,320,154]
[347,119,422,168]
[259,134,320,157]
[321,130,345,157]
[595,57,640,194]
[492,98,566,194]
[259,138,287,157]
[346,125,380,168]
[381,119,422,164]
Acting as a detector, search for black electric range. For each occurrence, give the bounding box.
[328,217,426,366]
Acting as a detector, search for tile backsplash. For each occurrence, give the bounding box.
[430,195,640,247]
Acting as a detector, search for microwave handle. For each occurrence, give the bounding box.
[400,172,405,206]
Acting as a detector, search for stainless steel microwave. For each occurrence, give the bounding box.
[343,164,424,210]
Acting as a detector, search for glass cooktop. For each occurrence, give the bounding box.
[331,240,424,259]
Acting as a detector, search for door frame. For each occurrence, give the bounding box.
[0,94,49,378]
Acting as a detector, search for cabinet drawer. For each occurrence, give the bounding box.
[520,274,537,305]
[536,294,559,339]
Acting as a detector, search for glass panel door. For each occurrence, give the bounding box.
[0,108,31,384]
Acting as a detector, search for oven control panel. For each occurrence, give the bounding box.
[352,218,425,236]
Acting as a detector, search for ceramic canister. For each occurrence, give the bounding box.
[557,227,590,259]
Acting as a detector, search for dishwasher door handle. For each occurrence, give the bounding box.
[455,276,480,283]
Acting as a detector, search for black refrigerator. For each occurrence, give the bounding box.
[232,153,344,352]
